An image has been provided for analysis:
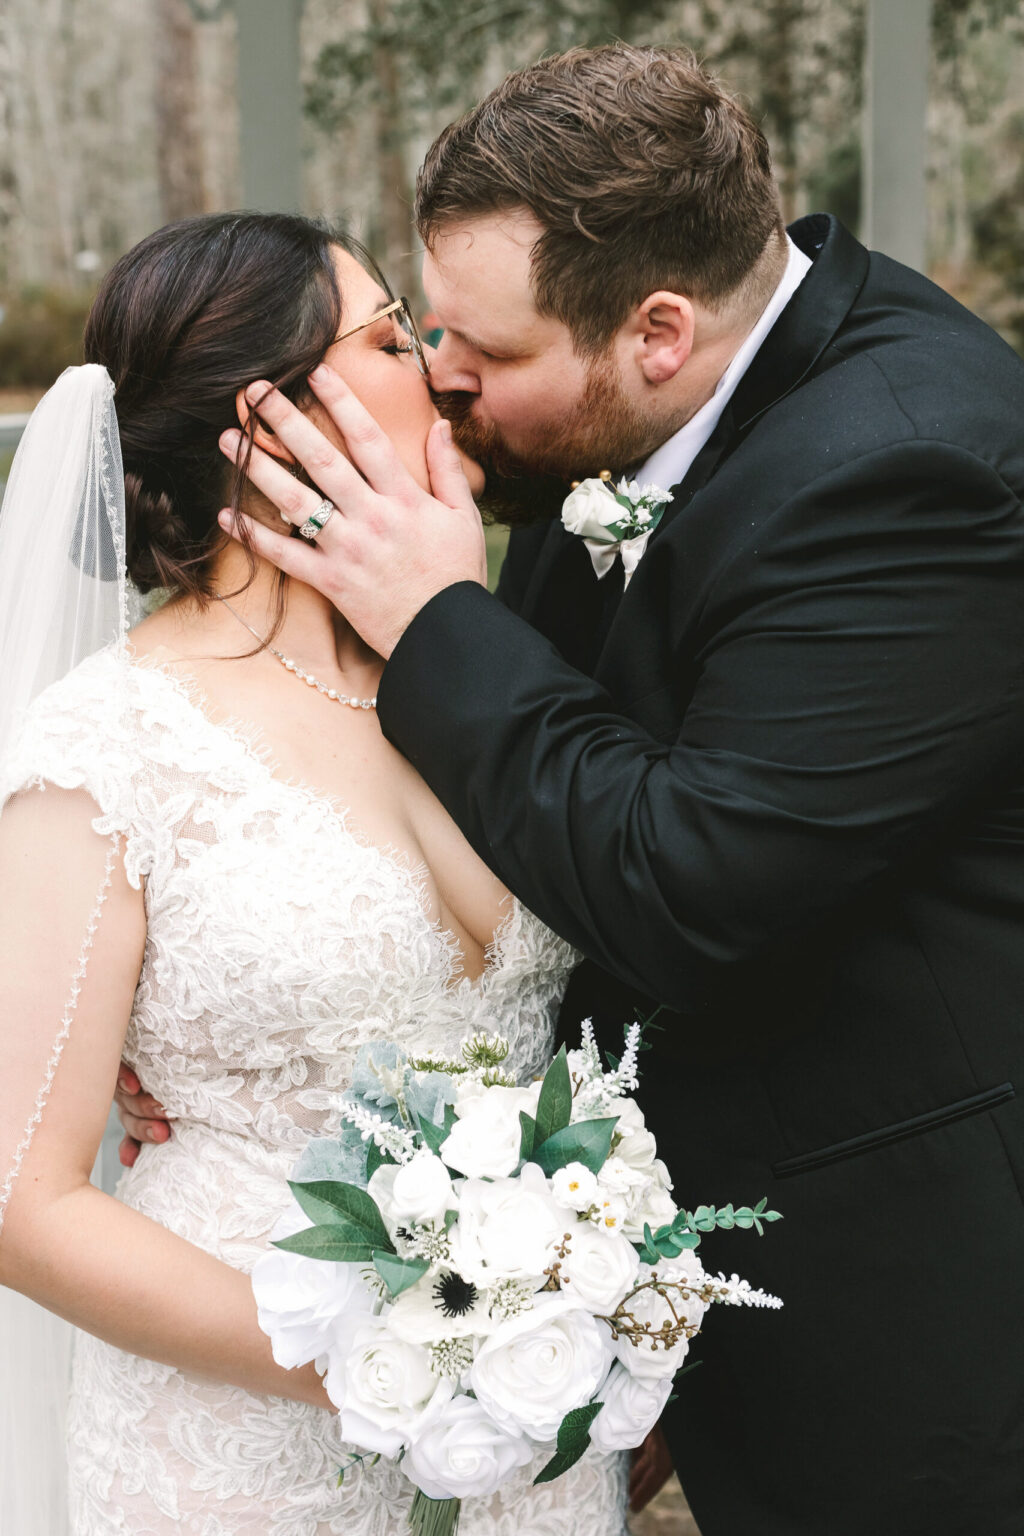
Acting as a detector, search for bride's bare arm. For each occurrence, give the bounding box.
[0,786,331,1411]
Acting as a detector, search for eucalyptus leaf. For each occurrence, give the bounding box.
[273,1225,375,1263]
[519,1111,536,1162]
[372,1250,429,1297]
[533,1117,619,1177]
[534,1046,572,1143]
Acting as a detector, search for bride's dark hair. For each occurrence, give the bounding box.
[84,211,372,597]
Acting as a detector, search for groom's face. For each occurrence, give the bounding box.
[422,212,657,513]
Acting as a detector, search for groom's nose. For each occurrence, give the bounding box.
[426,333,481,396]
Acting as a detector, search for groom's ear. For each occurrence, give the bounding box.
[233,388,298,465]
[634,292,695,385]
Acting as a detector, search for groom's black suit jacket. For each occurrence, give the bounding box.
[379,216,1024,1535]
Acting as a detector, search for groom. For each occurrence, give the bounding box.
[121,44,1024,1535]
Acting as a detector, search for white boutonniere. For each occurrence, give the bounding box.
[561,472,673,586]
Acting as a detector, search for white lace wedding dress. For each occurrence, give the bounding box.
[4,649,630,1536]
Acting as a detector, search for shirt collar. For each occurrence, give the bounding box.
[636,234,812,493]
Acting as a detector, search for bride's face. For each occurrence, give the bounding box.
[299,247,485,497]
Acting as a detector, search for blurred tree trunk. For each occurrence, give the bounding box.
[369,0,418,300]
[758,0,801,224]
[154,0,207,221]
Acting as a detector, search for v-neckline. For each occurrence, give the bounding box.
[123,650,519,993]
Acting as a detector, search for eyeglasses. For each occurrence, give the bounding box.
[334,296,430,378]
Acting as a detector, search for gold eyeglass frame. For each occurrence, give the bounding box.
[334,297,430,378]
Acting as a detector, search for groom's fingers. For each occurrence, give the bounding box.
[305,365,422,502]
[217,508,327,586]
[425,418,477,512]
[219,430,336,531]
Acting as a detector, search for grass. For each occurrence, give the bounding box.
[484,522,510,592]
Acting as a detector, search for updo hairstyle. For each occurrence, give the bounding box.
[83,212,368,596]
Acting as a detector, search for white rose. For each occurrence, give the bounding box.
[557,1222,640,1314]
[441,1084,540,1179]
[251,1199,375,1370]
[652,1158,674,1191]
[551,1162,599,1212]
[366,1162,401,1235]
[613,1253,709,1381]
[469,1294,612,1441]
[589,1363,672,1454]
[560,479,624,541]
[612,1098,647,1136]
[391,1149,454,1227]
[623,1184,679,1242]
[450,1163,571,1287]
[403,1394,533,1501]
[322,1318,451,1458]
[616,1126,659,1172]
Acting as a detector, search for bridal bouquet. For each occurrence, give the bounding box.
[253,1026,782,1536]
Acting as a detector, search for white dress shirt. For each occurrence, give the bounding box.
[636,235,812,493]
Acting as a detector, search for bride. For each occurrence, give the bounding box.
[0,212,630,1534]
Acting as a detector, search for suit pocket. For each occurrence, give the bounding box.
[771,1082,1015,1178]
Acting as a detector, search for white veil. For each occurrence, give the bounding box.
[0,365,131,1536]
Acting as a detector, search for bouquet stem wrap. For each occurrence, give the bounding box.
[410,1489,461,1536]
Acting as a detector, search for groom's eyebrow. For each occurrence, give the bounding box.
[448,324,516,355]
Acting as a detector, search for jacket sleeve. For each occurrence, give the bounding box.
[378,441,1024,1010]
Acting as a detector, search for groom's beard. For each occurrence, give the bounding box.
[433,355,657,529]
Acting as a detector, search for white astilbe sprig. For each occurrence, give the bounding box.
[337,1100,417,1163]
[606,1022,642,1096]
[706,1273,784,1310]
[571,1019,643,1118]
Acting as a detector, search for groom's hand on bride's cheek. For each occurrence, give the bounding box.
[114,1061,173,1167]
[217,366,488,660]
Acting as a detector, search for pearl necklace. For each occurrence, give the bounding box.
[216,597,378,711]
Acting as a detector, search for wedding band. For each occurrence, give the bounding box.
[299,499,337,541]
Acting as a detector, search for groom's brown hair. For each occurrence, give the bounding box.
[416,44,785,353]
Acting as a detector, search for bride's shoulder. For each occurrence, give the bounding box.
[0,643,176,804]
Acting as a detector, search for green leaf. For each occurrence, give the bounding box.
[372,1250,429,1297]
[533,1117,619,1177]
[533,1448,586,1485]
[365,1141,395,1180]
[557,1401,605,1450]
[417,1116,447,1157]
[535,1046,572,1144]
[519,1111,536,1163]
[273,1224,375,1263]
[533,1401,604,1485]
[288,1180,395,1253]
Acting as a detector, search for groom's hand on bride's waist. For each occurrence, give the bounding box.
[114,1061,173,1168]
[217,366,488,659]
